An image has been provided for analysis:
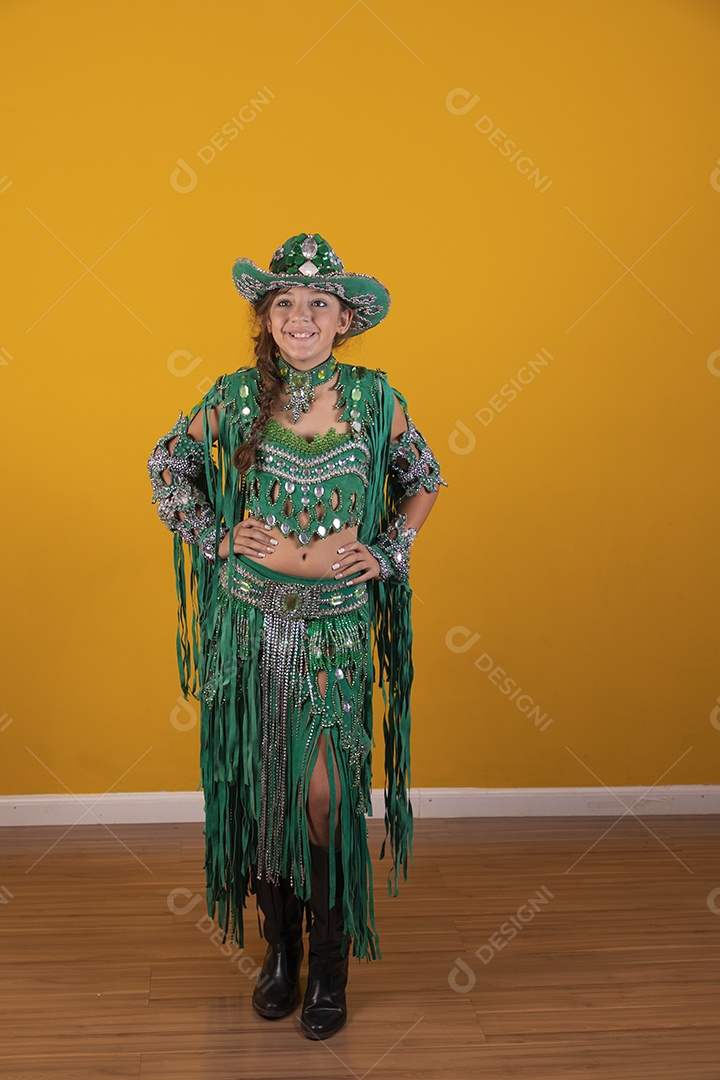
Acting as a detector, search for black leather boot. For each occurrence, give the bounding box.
[300,844,349,1040]
[252,872,305,1020]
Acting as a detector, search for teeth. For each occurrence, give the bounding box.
[288,332,315,338]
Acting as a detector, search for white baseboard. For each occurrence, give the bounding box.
[411,786,720,817]
[0,785,718,827]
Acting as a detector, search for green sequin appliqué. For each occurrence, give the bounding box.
[262,417,352,456]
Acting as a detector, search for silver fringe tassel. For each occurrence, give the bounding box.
[257,611,305,883]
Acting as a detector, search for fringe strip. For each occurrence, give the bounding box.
[197,573,380,960]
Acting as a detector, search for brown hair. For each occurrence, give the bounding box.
[233,288,356,474]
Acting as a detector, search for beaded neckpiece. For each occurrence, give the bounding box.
[276,354,339,423]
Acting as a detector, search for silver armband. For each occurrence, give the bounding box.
[367,514,418,584]
[148,413,216,545]
[200,524,230,563]
[365,544,393,582]
[388,416,447,498]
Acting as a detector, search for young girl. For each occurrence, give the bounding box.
[148,232,445,1039]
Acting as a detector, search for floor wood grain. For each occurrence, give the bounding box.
[0,816,718,1079]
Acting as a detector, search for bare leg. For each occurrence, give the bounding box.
[306,670,342,848]
[301,669,349,1040]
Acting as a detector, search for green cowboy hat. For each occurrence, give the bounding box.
[231,232,390,336]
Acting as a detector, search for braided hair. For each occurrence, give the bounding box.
[233,288,355,474]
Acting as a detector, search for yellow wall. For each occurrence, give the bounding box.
[2,1,719,795]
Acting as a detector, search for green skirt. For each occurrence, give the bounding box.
[199,554,380,960]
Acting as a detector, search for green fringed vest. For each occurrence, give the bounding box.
[173,361,414,901]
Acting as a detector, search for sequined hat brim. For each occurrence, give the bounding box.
[231,258,391,337]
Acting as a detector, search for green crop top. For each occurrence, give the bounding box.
[244,418,371,546]
[148,362,447,559]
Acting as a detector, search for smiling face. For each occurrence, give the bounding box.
[266,286,353,367]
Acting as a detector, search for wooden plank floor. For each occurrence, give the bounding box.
[1,816,719,1079]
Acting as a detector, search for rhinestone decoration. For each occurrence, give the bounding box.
[239,369,375,545]
[210,557,372,885]
[267,233,346,276]
[277,354,339,424]
[387,415,449,497]
[220,559,368,620]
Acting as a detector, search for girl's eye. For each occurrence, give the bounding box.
[311,300,326,307]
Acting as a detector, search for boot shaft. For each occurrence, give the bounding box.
[308,843,350,959]
[252,869,305,948]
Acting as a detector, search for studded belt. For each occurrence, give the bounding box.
[218,558,368,620]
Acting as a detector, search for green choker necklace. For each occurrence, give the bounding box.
[276,353,339,423]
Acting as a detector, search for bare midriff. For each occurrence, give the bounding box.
[243,522,359,580]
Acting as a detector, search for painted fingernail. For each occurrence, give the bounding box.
[269,539,279,546]
[337,547,345,554]
[331,562,340,571]
[334,573,343,579]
